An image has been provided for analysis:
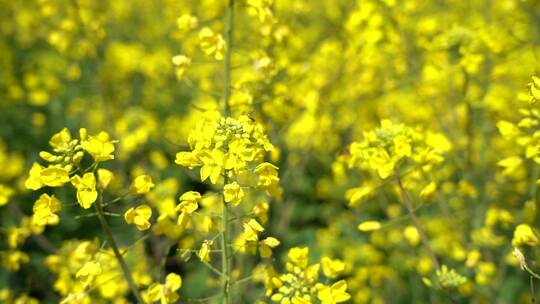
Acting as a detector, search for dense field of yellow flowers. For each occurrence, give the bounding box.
[3,0,540,303]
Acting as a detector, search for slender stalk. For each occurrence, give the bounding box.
[94,195,143,304]
[221,178,232,304]
[531,275,536,303]
[220,0,235,303]
[223,0,234,117]
[395,172,440,270]
[221,173,232,304]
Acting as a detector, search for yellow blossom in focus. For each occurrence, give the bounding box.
[25,163,70,190]
[146,273,182,304]
[255,162,279,188]
[32,193,62,226]
[175,151,202,169]
[124,205,152,231]
[288,247,309,268]
[224,181,244,206]
[70,173,98,209]
[176,191,201,228]
[79,128,115,162]
[317,280,351,304]
[259,237,280,258]
[243,218,265,242]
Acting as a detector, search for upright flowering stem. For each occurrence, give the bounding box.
[223,0,234,117]
[221,174,232,304]
[94,194,143,304]
[221,1,234,303]
[394,172,440,271]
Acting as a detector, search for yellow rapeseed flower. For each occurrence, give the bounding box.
[124,205,152,231]
[70,173,98,209]
[130,175,155,194]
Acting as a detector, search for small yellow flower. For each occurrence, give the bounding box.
[317,280,351,304]
[497,120,520,138]
[1,250,29,271]
[199,149,225,184]
[97,168,114,189]
[76,261,102,287]
[25,163,70,190]
[243,218,265,242]
[288,247,309,268]
[49,127,72,150]
[25,164,44,191]
[130,175,154,194]
[357,221,381,232]
[199,27,226,60]
[403,226,420,246]
[70,173,98,209]
[178,191,202,204]
[79,128,115,162]
[0,185,14,207]
[175,151,202,169]
[146,273,182,304]
[198,240,213,263]
[172,55,191,80]
[254,162,279,188]
[223,182,244,206]
[321,257,346,279]
[40,166,71,187]
[176,14,198,32]
[247,0,273,23]
[124,205,152,231]
[259,237,280,258]
[512,224,539,247]
[176,191,201,228]
[419,181,436,199]
[32,193,62,226]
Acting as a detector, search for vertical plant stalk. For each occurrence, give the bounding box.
[223,0,234,117]
[395,172,440,270]
[94,195,143,304]
[532,276,536,304]
[221,176,232,304]
[221,1,235,303]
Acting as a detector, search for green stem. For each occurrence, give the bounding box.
[221,1,235,302]
[525,264,540,280]
[94,195,143,304]
[221,178,231,304]
[395,172,440,270]
[532,275,537,303]
[223,0,234,117]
